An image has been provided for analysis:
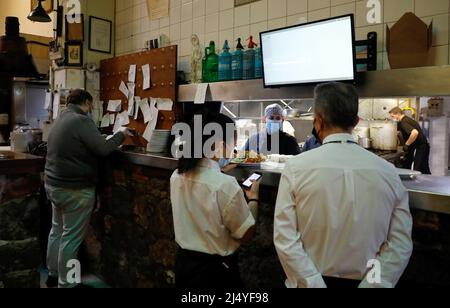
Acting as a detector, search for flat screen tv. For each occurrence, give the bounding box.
[260,15,356,87]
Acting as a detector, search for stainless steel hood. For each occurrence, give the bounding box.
[178,66,450,102]
[0,17,39,78]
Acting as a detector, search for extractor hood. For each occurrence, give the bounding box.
[0,17,39,78]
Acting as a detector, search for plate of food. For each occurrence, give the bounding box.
[230,151,267,168]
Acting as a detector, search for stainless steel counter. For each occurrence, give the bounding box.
[115,149,450,215]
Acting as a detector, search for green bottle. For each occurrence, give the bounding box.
[202,47,209,82]
[205,41,219,82]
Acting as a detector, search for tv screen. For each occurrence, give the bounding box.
[260,15,356,87]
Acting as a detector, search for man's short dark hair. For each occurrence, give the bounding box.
[389,107,404,115]
[67,89,93,106]
[314,82,359,129]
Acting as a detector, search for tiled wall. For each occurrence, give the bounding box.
[115,0,450,75]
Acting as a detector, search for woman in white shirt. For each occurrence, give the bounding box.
[171,113,260,288]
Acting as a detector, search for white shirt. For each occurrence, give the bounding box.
[171,159,255,256]
[274,133,413,288]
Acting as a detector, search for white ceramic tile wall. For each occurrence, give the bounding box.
[115,0,450,74]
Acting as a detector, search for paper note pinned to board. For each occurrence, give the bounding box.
[44,91,52,110]
[101,114,110,128]
[139,98,152,124]
[129,65,137,83]
[118,111,130,126]
[119,81,129,99]
[134,96,141,120]
[127,83,136,115]
[142,64,151,90]
[107,100,122,112]
[194,83,209,104]
[156,98,173,111]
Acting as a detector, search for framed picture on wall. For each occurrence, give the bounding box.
[89,16,112,54]
[66,14,84,42]
[31,0,53,13]
[65,42,83,67]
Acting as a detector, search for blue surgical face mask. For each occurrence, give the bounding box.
[218,158,230,169]
[87,112,94,120]
[267,120,282,135]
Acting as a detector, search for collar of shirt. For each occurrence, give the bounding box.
[322,133,356,145]
[197,158,221,172]
[67,103,87,116]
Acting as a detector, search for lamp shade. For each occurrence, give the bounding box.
[28,0,52,23]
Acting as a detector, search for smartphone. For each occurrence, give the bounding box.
[242,172,262,189]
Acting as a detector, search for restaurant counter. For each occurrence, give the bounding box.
[0,150,43,288]
[113,149,450,215]
[84,149,450,288]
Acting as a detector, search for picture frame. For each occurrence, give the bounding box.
[89,16,112,54]
[65,42,83,67]
[65,14,84,42]
[31,0,53,13]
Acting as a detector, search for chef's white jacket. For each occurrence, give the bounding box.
[274,133,413,288]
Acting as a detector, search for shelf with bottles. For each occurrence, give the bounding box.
[201,36,263,84]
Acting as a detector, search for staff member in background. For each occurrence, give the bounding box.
[244,104,301,155]
[274,82,413,288]
[171,113,260,288]
[45,89,131,288]
[389,107,431,174]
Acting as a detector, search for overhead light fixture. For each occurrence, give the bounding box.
[28,0,52,23]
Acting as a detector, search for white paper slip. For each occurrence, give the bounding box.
[113,116,122,133]
[134,97,141,120]
[129,65,137,83]
[150,98,159,124]
[119,81,129,99]
[101,114,110,128]
[143,122,154,142]
[107,100,122,112]
[142,64,151,90]
[127,83,135,115]
[139,98,152,124]
[110,114,115,125]
[52,92,60,120]
[44,91,52,110]
[118,111,130,126]
[156,98,173,111]
[194,83,209,104]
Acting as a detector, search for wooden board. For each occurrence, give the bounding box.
[100,46,178,146]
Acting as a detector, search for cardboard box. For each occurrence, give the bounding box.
[386,13,433,69]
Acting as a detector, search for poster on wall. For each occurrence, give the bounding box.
[147,0,169,20]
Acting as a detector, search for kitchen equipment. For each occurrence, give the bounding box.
[353,120,370,141]
[370,121,398,151]
[358,137,372,149]
[284,109,310,119]
[10,129,33,153]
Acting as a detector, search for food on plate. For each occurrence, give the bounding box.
[231,151,267,164]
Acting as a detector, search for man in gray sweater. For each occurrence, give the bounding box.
[45,89,130,288]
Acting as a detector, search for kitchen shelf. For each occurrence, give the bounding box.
[178,65,450,102]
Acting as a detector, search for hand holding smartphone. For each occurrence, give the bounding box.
[242,172,262,190]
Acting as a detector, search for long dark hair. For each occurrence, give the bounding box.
[178,112,236,174]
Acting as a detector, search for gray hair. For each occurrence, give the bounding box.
[314,82,359,129]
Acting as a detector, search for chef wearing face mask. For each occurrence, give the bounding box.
[244,104,301,156]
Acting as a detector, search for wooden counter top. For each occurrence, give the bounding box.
[0,151,44,175]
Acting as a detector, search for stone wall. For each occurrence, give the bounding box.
[0,174,41,288]
[86,160,450,288]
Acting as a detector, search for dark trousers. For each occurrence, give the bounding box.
[323,277,361,289]
[175,248,243,289]
[404,143,431,175]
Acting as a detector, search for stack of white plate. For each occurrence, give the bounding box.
[146,129,171,153]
